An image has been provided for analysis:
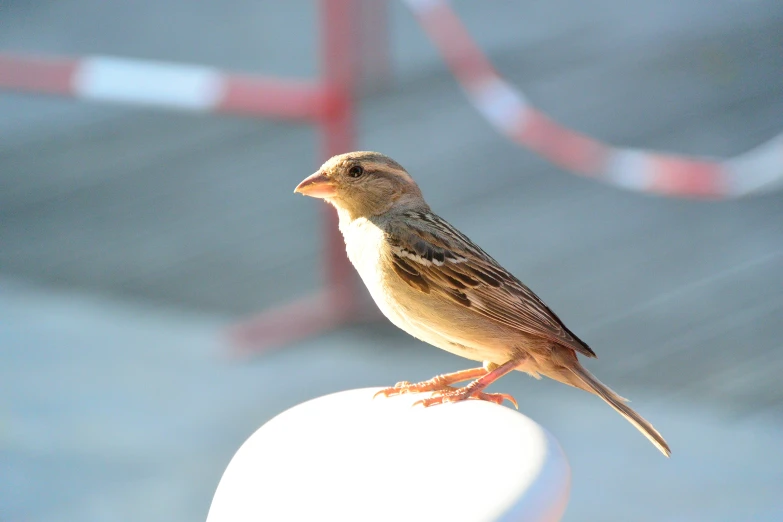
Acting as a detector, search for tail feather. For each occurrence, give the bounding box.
[567,364,671,457]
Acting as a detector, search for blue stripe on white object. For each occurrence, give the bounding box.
[208,388,570,522]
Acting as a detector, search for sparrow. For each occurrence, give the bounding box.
[295,151,670,457]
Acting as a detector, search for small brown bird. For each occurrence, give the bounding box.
[295,151,670,457]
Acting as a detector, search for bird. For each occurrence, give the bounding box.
[294,151,671,457]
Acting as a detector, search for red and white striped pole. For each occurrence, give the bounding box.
[228,0,370,353]
[0,0,368,354]
[320,0,360,315]
[0,54,325,121]
[402,0,783,199]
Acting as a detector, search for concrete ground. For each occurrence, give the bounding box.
[2,0,783,520]
[2,278,782,521]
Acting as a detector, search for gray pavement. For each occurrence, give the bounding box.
[2,277,783,521]
[2,0,783,520]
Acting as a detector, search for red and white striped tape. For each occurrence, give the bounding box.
[0,54,325,121]
[404,0,783,198]
[2,9,782,199]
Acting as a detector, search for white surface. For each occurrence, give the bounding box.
[473,77,529,134]
[207,388,571,522]
[72,56,224,109]
[606,149,652,190]
[725,134,783,195]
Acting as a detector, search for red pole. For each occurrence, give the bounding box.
[320,0,359,314]
[359,0,390,94]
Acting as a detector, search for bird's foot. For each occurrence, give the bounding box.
[412,383,518,409]
[373,379,455,399]
[373,366,490,400]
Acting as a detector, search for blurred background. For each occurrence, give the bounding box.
[2,0,783,520]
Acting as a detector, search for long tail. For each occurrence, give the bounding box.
[566,363,671,457]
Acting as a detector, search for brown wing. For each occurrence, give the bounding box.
[387,211,596,358]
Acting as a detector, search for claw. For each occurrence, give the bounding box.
[493,393,518,409]
[373,387,401,399]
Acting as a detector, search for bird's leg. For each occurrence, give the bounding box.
[413,358,524,408]
[373,364,492,400]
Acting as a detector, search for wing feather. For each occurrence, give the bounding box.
[386,211,596,358]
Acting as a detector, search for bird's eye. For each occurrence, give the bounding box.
[348,165,364,178]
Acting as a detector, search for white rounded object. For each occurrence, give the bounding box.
[207,388,570,522]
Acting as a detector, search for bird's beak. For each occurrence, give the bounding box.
[294,171,336,199]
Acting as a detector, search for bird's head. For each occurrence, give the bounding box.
[294,151,426,219]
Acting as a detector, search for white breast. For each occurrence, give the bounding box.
[338,215,413,329]
[338,214,471,355]
[340,217,384,290]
